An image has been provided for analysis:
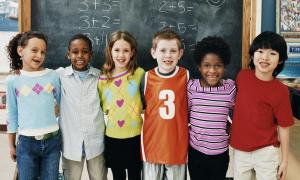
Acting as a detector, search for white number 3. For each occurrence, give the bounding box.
[159,90,175,119]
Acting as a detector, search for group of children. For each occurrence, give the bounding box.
[5,28,294,180]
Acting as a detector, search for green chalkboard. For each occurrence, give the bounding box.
[31,0,243,78]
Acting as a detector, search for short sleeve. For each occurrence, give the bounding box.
[274,87,294,127]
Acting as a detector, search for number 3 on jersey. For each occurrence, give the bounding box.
[159,90,175,119]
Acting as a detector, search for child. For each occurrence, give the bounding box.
[59,34,107,180]
[98,30,144,180]
[230,31,294,180]
[6,31,61,179]
[141,29,189,180]
[187,36,236,179]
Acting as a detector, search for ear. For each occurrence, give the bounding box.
[17,46,24,57]
[150,48,156,59]
[67,51,70,60]
[178,48,184,61]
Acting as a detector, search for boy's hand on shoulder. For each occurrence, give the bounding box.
[277,161,287,180]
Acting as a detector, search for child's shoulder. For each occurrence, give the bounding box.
[89,66,100,77]
[45,68,60,78]
[223,78,235,86]
[5,74,17,85]
[222,79,236,90]
[135,67,145,75]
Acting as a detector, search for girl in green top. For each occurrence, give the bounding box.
[98,30,144,180]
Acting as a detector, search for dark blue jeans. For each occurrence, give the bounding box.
[16,133,62,180]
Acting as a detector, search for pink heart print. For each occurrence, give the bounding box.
[116,99,124,107]
[114,79,122,87]
[118,120,125,127]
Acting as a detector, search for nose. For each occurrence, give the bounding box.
[36,51,43,59]
[165,51,171,57]
[262,52,268,60]
[77,51,83,57]
[208,66,217,72]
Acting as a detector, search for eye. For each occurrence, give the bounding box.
[256,49,263,53]
[170,49,178,53]
[270,51,278,56]
[32,48,38,53]
[216,64,224,68]
[71,50,79,54]
[83,49,90,54]
[160,49,166,53]
[202,64,210,68]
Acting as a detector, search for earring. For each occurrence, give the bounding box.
[19,57,23,61]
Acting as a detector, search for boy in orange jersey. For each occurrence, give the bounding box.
[141,28,189,180]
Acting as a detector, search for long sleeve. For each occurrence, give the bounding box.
[54,73,61,105]
[6,76,18,133]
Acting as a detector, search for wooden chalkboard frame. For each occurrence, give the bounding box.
[19,0,256,69]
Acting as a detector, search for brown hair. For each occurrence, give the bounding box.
[102,30,138,80]
[152,28,182,50]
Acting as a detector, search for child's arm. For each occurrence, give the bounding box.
[140,74,146,109]
[277,126,290,180]
[8,133,16,162]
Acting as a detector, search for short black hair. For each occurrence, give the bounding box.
[248,31,287,77]
[68,34,92,51]
[194,36,231,66]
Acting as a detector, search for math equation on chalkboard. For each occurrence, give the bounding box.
[76,0,227,52]
[31,0,242,79]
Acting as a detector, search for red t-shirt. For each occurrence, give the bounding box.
[230,70,294,152]
[141,67,189,164]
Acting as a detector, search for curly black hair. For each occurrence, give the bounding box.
[194,36,231,66]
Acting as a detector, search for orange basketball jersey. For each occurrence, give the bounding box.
[141,66,189,164]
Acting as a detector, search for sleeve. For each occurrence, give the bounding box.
[5,76,18,133]
[230,80,237,110]
[274,86,294,127]
[187,79,193,112]
[97,78,105,110]
[54,73,61,105]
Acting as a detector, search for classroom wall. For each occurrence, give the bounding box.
[261,0,276,32]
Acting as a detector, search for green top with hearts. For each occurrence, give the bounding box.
[98,67,145,138]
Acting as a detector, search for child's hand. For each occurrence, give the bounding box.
[55,104,60,117]
[9,146,16,162]
[277,161,287,180]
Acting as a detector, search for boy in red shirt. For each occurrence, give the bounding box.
[230,31,294,180]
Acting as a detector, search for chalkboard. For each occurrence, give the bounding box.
[30,0,245,79]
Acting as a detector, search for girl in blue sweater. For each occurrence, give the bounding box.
[6,31,61,180]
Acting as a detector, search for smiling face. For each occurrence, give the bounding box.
[111,39,134,74]
[151,39,183,74]
[17,37,47,72]
[198,53,224,87]
[253,48,280,80]
[68,39,92,71]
